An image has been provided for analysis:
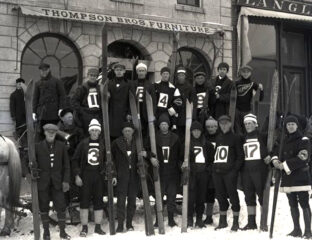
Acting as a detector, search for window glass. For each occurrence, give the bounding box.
[177,0,200,7]
[282,32,305,66]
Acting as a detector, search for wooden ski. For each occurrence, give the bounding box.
[181,99,193,233]
[229,82,237,131]
[169,31,179,84]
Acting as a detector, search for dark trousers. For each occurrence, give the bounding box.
[161,175,178,213]
[80,169,104,210]
[116,178,139,224]
[38,186,66,213]
[242,167,267,206]
[188,171,208,218]
[206,173,215,203]
[287,191,310,209]
[213,170,240,212]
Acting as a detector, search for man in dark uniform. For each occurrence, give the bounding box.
[72,119,106,237]
[35,123,71,240]
[175,65,195,140]
[204,116,219,224]
[112,122,149,232]
[151,113,182,227]
[193,72,213,125]
[33,63,66,128]
[108,63,131,141]
[212,115,244,231]
[241,114,271,230]
[71,68,102,135]
[10,78,28,176]
[149,67,182,130]
[235,65,264,135]
[185,121,214,228]
[209,62,233,119]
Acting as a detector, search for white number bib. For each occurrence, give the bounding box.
[136,86,144,102]
[158,93,168,108]
[196,92,206,109]
[87,89,99,109]
[88,148,99,165]
[214,146,229,163]
[194,146,205,163]
[162,146,170,163]
[243,139,261,161]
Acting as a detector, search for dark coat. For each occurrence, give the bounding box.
[156,131,182,178]
[33,73,66,121]
[10,89,26,127]
[108,77,131,138]
[112,136,139,193]
[71,137,106,176]
[35,140,70,191]
[274,131,311,193]
[209,75,233,119]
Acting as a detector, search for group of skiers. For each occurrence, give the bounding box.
[8,60,312,239]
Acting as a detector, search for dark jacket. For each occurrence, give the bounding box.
[71,137,106,176]
[213,130,244,173]
[273,131,311,193]
[35,140,70,191]
[33,73,66,121]
[209,75,233,119]
[108,77,131,138]
[10,89,26,127]
[156,131,182,177]
[242,130,268,172]
[112,136,139,193]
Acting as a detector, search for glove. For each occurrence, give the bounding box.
[264,155,272,165]
[112,178,117,186]
[173,98,183,106]
[62,182,70,192]
[272,159,284,170]
[126,114,132,122]
[75,175,83,187]
[139,151,147,158]
[32,113,37,121]
[298,150,309,161]
[181,161,189,172]
[150,157,159,168]
[168,108,176,116]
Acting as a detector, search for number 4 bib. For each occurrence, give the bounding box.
[158,93,168,108]
[214,146,229,163]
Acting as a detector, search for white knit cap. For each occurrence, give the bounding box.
[88,119,101,132]
[136,63,147,71]
[244,113,258,125]
[205,116,218,127]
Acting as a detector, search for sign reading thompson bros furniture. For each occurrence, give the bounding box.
[20,6,220,35]
[237,0,312,16]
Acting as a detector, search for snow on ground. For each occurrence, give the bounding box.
[0,189,305,240]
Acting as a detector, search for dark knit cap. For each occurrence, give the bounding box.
[122,121,135,130]
[284,115,299,126]
[160,67,170,75]
[157,113,170,126]
[60,108,73,118]
[217,62,229,71]
[39,62,50,70]
[16,78,25,83]
[191,121,203,131]
[194,72,206,78]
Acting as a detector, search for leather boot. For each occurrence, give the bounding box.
[303,208,312,239]
[231,211,240,231]
[242,206,257,230]
[168,211,177,227]
[215,212,228,230]
[287,207,302,237]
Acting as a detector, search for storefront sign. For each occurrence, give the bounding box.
[20,6,219,35]
[237,0,312,16]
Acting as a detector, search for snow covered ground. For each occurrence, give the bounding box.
[0,189,305,240]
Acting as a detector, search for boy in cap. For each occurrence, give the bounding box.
[33,63,66,129]
[212,115,244,231]
[108,63,132,141]
[151,113,182,227]
[209,62,233,119]
[235,65,264,135]
[71,68,102,136]
[72,119,107,237]
[132,62,152,137]
[184,121,214,228]
[241,113,271,231]
[35,123,71,240]
[204,116,219,224]
[193,72,212,125]
[111,121,152,232]
[149,66,182,130]
[175,65,196,140]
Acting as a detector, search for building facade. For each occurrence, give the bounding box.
[0,0,232,137]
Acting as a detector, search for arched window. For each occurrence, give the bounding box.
[21,33,82,94]
[108,41,145,60]
[176,47,211,83]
